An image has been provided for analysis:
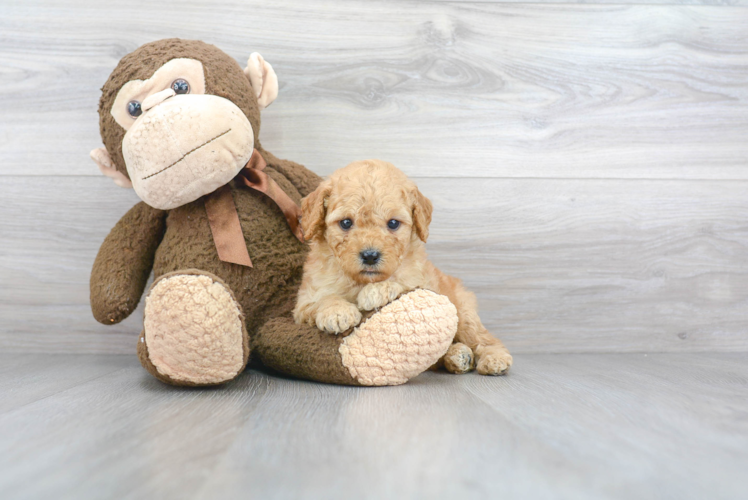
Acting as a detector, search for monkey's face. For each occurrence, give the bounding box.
[93,40,278,209]
[110,58,254,210]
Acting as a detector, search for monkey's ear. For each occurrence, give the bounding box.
[300,180,332,242]
[411,187,433,242]
[90,147,132,188]
[244,52,279,110]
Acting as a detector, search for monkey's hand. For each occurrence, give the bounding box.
[357,281,407,311]
[90,202,167,325]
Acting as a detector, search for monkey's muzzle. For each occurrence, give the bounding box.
[122,94,255,210]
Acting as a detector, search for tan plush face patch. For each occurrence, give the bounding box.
[111,58,206,130]
[123,95,254,209]
[111,58,255,210]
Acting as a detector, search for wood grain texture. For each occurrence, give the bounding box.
[0,176,144,354]
[459,352,748,500]
[0,1,747,179]
[1,176,746,354]
[0,354,133,414]
[1,0,747,354]
[423,177,748,353]
[0,353,746,499]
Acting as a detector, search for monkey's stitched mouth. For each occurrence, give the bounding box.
[141,128,232,180]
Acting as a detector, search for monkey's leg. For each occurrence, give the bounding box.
[254,289,458,386]
[137,270,249,386]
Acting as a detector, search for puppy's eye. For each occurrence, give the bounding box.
[171,79,190,94]
[127,100,142,117]
[339,219,353,230]
[387,219,401,230]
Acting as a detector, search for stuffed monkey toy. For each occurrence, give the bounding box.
[90,39,457,386]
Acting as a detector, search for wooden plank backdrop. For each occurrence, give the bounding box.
[0,0,746,353]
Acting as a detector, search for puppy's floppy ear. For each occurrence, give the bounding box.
[301,180,332,241]
[411,186,433,242]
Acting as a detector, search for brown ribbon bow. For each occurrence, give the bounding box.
[204,149,304,267]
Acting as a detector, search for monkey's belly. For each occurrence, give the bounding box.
[152,187,308,334]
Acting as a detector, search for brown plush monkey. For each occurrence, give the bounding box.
[90,39,457,386]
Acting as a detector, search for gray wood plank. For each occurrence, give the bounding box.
[0,353,745,499]
[0,357,272,500]
[1,2,747,179]
[0,176,144,353]
[0,354,133,414]
[0,306,142,354]
[197,367,600,500]
[422,177,748,353]
[461,352,748,500]
[2,176,746,354]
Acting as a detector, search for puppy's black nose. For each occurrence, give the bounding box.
[360,249,381,266]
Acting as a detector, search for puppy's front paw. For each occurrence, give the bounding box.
[357,282,404,311]
[475,345,513,376]
[316,302,363,334]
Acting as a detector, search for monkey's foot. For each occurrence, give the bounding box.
[137,270,249,386]
[339,289,458,386]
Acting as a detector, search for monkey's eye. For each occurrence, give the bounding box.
[387,219,401,230]
[127,100,142,118]
[171,79,190,94]
[339,219,353,230]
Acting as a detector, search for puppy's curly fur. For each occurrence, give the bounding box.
[293,160,512,375]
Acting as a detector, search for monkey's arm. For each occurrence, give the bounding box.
[90,202,167,325]
[261,149,322,198]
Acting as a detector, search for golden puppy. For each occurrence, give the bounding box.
[293,160,512,375]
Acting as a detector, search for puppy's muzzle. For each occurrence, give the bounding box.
[360,249,381,266]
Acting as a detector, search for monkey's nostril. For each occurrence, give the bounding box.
[360,249,381,266]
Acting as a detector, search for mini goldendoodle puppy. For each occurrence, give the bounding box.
[293,159,512,375]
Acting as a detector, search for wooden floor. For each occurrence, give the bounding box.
[1,352,746,500]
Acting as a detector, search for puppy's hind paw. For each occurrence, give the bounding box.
[316,303,363,334]
[443,343,475,374]
[476,346,513,376]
